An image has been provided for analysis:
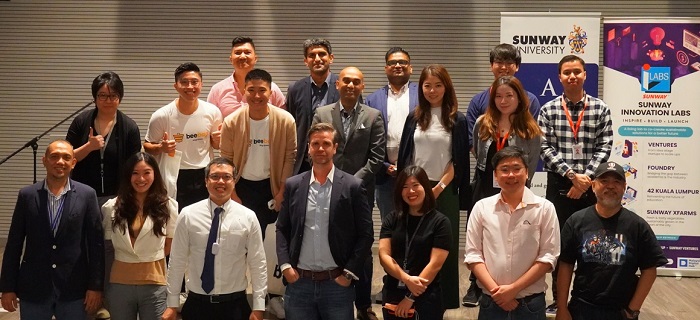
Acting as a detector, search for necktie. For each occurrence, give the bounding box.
[201,207,223,293]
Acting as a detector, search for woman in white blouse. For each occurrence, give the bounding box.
[102,152,178,320]
[397,64,470,309]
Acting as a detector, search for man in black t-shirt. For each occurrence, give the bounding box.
[556,161,667,320]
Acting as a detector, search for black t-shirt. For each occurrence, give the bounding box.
[379,209,452,290]
[559,206,667,308]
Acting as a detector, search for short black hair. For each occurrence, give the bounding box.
[303,38,332,56]
[244,69,272,85]
[558,55,586,73]
[174,62,202,82]
[205,157,237,179]
[489,43,522,67]
[232,36,255,49]
[491,145,529,171]
[91,71,124,101]
[385,47,411,62]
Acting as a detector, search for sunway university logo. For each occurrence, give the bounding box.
[641,64,671,93]
[568,25,588,54]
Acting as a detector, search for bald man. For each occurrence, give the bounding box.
[312,67,384,320]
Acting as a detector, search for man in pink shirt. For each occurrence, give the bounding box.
[464,146,560,319]
[208,36,286,118]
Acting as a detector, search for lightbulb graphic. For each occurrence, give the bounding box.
[649,27,665,46]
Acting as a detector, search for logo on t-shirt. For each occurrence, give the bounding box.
[581,230,627,265]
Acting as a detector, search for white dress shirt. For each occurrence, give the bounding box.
[166,198,267,310]
[464,187,560,298]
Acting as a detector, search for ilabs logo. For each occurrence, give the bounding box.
[568,25,588,54]
[641,64,671,93]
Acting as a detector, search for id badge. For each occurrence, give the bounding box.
[212,242,220,255]
[572,142,584,160]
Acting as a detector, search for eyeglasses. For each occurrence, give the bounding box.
[386,59,409,67]
[496,166,524,175]
[96,93,120,101]
[208,174,234,182]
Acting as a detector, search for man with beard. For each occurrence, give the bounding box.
[556,162,666,320]
[538,55,613,314]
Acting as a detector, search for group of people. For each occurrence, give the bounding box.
[0,36,667,320]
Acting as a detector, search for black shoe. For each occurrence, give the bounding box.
[462,282,481,307]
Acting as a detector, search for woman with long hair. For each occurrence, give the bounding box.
[102,152,178,320]
[379,165,451,320]
[397,64,469,309]
[472,75,542,202]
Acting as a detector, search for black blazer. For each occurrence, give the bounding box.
[397,111,471,209]
[275,169,374,276]
[286,73,340,175]
[0,180,104,302]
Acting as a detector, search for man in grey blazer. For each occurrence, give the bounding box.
[312,66,385,320]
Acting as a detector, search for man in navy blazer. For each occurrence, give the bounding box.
[365,47,419,220]
[0,140,104,319]
[286,38,340,175]
[276,123,373,320]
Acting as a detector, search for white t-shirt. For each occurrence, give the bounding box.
[241,116,271,181]
[386,83,411,165]
[413,107,452,181]
[145,99,223,169]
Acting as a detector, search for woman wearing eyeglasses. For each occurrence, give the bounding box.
[379,165,451,320]
[102,152,178,320]
[66,71,141,204]
[472,76,542,203]
[397,64,469,309]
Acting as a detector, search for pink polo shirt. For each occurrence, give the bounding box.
[207,73,287,118]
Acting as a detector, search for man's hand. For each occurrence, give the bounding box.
[162,307,178,320]
[432,186,443,199]
[282,268,300,284]
[249,310,264,320]
[273,192,284,212]
[84,290,102,314]
[395,297,414,318]
[334,275,352,287]
[403,275,428,296]
[387,164,398,177]
[499,299,519,312]
[1,292,18,312]
[490,284,518,306]
[566,186,585,199]
[211,123,222,149]
[571,173,591,191]
[555,306,572,320]
[161,132,177,156]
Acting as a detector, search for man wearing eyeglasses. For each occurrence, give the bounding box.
[163,157,267,320]
[219,68,297,237]
[208,36,286,118]
[463,43,542,307]
[144,62,223,211]
[464,146,559,320]
[365,47,418,222]
[286,38,341,175]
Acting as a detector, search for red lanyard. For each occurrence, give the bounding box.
[561,96,587,143]
[496,130,510,151]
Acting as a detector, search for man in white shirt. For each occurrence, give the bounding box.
[163,157,266,320]
[464,146,560,319]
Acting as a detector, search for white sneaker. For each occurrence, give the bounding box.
[269,296,286,319]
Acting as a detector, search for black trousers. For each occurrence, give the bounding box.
[181,292,251,320]
[236,178,276,240]
[177,168,208,212]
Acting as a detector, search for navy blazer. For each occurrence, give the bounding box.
[364,82,419,184]
[397,112,471,209]
[275,169,374,277]
[0,180,104,302]
[286,73,340,175]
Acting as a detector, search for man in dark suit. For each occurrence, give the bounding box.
[365,47,419,221]
[0,140,104,320]
[286,38,340,175]
[276,123,373,320]
[312,66,384,320]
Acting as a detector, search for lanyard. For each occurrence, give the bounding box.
[402,212,427,269]
[561,96,587,144]
[96,114,117,193]
[49,196,66,235]
[496,130,510,151]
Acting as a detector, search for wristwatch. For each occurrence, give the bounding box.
[566,170,576,180]
[342,271,354,281]
[624,306,640,318]
[438,181,447,189]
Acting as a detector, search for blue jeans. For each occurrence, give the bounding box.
[375,177,396,221]
[478,292,546,320]
[568,298,632,320]
[19,297,86,320]
[284,277,355,320]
